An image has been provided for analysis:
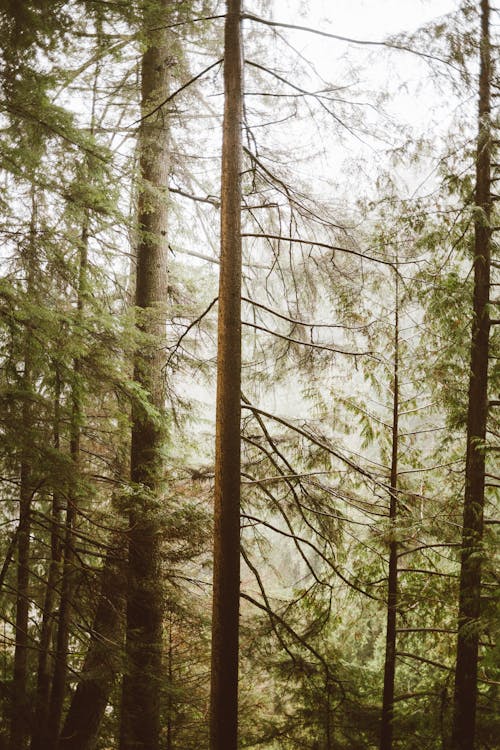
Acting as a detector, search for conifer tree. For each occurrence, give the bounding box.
[120,1,170,748]
[451,1,494,747]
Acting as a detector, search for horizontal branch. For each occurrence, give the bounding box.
[398,568,458,579]
[241,470,337,485]
[241,231,399,266]
[397,543,460,558]
[396,651,451,671]
[396,627,456,634]
[242,319,372,357]
[242,295,373,331]
[169,186,220,207]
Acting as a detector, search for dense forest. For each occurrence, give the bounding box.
[0,0,498,749]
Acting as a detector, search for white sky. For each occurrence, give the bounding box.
[242,0,468,201]
[268,0,461,116]
[273,0,458,38]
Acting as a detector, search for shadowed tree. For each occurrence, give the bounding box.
[451,1,493,749]
[380,269,400,750]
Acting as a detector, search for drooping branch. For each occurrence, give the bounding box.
[241,12,462,71]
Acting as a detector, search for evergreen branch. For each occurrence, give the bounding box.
[169,186,220,207]
[398,568,459,578]
[242,512,380,601]
[241,400,390,492]
[396,627,457,634]
[240,545,305,665]
[240,589,346,696]
[242,454,324,583]
[242,469,339,484]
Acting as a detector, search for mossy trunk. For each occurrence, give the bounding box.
[119,2,170,748]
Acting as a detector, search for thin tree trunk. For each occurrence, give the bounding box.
[9,438,33,750]
[9,190,37,750]
[380,271,400,750]
[0,527,19,593]
[119,2,170,748]
[30,369,64,750]
[451,2,492,748]
[46,49,101,743]
[209,2,243,750]
[58,539,125,750]
[166,611,173,750]
[325,675,332,750]
[46,217,88,749]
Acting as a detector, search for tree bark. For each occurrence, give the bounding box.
[380,271,400,750]
[451,2,492,748]
[119,3,170,748]
[209,2,243,750]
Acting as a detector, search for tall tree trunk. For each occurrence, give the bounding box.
[209,2,243,750]
[58,539,125,750]
[119,3,170,748]
[451,2,492,748]
[380,271,400,750]
[30,369,64,750]
[9,189,37,750]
